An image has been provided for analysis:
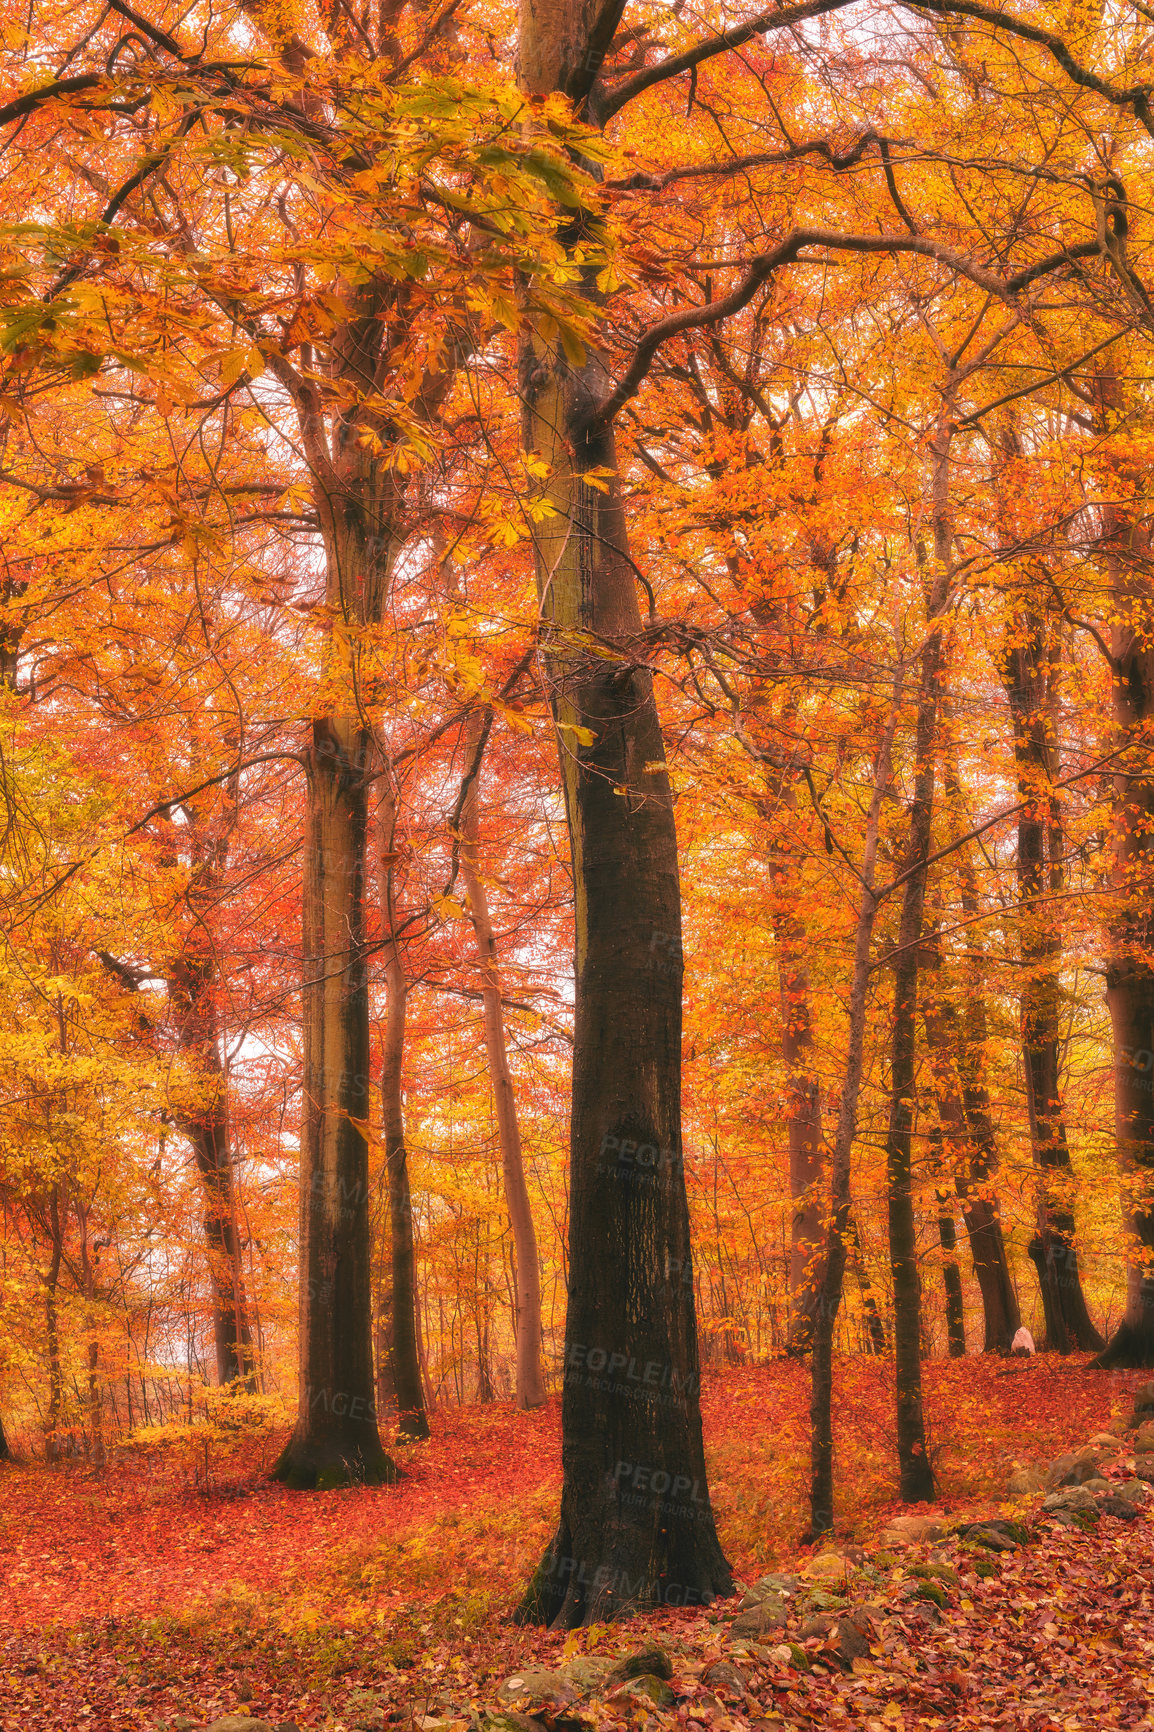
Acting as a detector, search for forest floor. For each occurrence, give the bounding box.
[0,1354,1150,1730]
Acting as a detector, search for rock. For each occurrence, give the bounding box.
[478,1714,540,1732]
[611,1676,675,1710]
[273,1724,302,1732]
[1006,1466,1046,1496]
[1043,1486,1098,1516]
[202,1720,274,1732]
[1087,1432,1122,1454]
[607,1647,673,1686]
[1083,1477,1113,1494]
[1133,1454,1154,1483]
[1116,1476,1151,1501]
[798,1612,872,1669]
[798,1614,834,1640]
[801,1552,851,1586]
[915,1580,948,1606]
[496,1671,577,1713]
[746,1571,799,1599]
[1128,1379,1154,1425]
[1097,1493,1141,1519]
[1048,1509,1082,1529]
[1011,1326,1036,1355]
[908,1561,959,1586]
[1046,1454,1100,1488]
[879,1515,945,1547]
[1135,1420,1154,1452]
[701,1661,747,1693]
[729,1597,787,1637]
[959,1522,1018,1552]
[559,1657,613,1697]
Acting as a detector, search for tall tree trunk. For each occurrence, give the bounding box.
[514,0,731,1624]
[1001,604,1102,1350]
[936,1191,967,1357]
[808,685,900,1538]
[1096,371,1154,1367]
[762,783,827,1355]
[272,716,396,1486]
[376,762,429,1441]
[44,1186,63,1462]
[923,968,1021,1351]
[883,418,956,1505]
[0,1411,10,1462]
[460,718,547,1409]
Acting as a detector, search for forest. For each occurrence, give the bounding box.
[4,0,1154,1723]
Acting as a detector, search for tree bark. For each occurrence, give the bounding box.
[923,971,1021,1351]
[376,762,429,1441]
[936,1193,967,1357]
[0,1411,10,1462]
[762,786,827,1356]
[1096,370,1154,1367]
[459,717,547,1410]
[808,685,900,1538]
[272,717,397,1486]
[883,419,956,1506]
[1001,603,1102,1350]
[514,0,731,1620]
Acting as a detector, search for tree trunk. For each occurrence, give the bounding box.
[923,973,1021,1351]
[376,762,429,1441]
[514,4,731,1619]
[763,788,827,1356]
[44,1187,63,1462]
[1002,604,1102,1350]
[459,718,547,1409]
[937,1196,967,1357]
[883,419,956,1506]
[1096,373,1154,1367]
[808,687,900,1538]
[272,718,396,1486]
[0,1411,10,1462]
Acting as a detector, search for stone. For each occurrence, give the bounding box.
[1128,1379,1154,1423]
[801,1552,851,1586]
[1005,1467,1046,1496]
[1133,1454,1154,1483]
[745,1571,799,1600]
[559,1657,613,1697]
[611,1676,675,1711]
[607,1647,673,1687]
[729,1597,787,1637]
[273,1724,302,1732]
[798,1612,872,1669]
[908,1561,959,1586]
[478,1714,540,1732]
[1082,1478,1112,1494]
[1046,1454,1100,1488]
[879,1515,945,1547]
[496,1670,577,1713]
[1043,1486,1098,1516]
[203,1720,274,1732]
[1116,1476,1151,1501]
[1087,1432,1122,1454]
[1135,1420,1154,1452]
[959,1522,1018,1552]
[701,1661,747,1693]
[1097,1494,1141,1519]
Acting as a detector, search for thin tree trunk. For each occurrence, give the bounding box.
[375,762,429,1441]
[1095,369,1154,1367]
[0,1411,10,1462]
[883,418,956,1506]
[44,1187,63,1462]
[1000,588,1102,1349]
[808,685,900,1538]
[763,781,827,1355]
[923,970,1021,1350]
[459,717,547,1409]
[514,0,731,1622]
